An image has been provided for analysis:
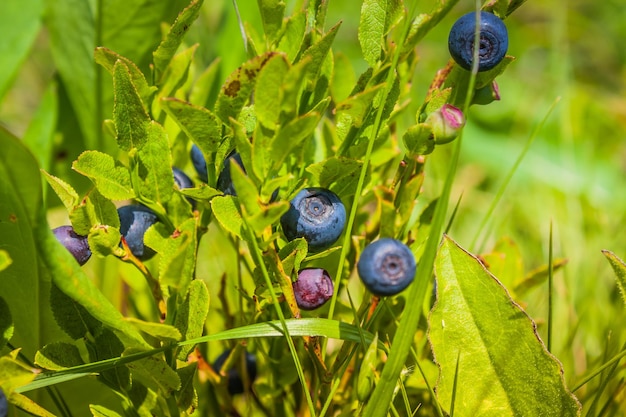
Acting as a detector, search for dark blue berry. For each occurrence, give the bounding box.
[293,268,334,310]
[213,350,257,395]
[280,188,346,252]
[173,167,193,190]
[190,144,207,182]
[448,11,508,72]
[173,167,195,207]
[52,225,91,266]
[357,238,416,296]
[117,205,158,260]
[216,152,243,196]
[0,387,7,417]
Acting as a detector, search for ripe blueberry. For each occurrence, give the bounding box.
[52,225,92,266]
[357,238,416,296]
[0,387,7,417]
[172,167,193,190]
[190,144,207,182]
[293,268,334,310]
[280,188,346,252]
[117,205,158,260]
[213,350,257,395]
[448,11,508,72]
[216,152,244,196]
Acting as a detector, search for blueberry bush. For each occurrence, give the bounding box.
[1,0,626,415]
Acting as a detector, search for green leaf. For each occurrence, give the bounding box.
[94,47,155,105]
[90,404,124,417]
[254,53,290,129]
[159,218,197,295]
[175,362,198,411]
[46,0,97,148]
[50,282,102,340]
[357,333,379,401]
[135,121,174,204]
[230,159,261,216]
[125,318,182,342]
[125,349,181,395]
[602,250,626,306]
[72,150,134,200]
[178,185,222,201]
[402,0,460,55]
[246,201,290,236]
[41,170,79,211]
[306,156,364,197]
[257,0,285,43]
[430,236,581,416]
[154,44,198,119]
[300,21,341,88]
[0,296,13,349]
[0,0,43,100]
[113,60,151,151]
[93,329,131,391]
[335,84,386,128]
[23,81,58,181]
[70,188,120,236]
[269,112,321,173]
[160,98,223,155]
[211,198,243,238]
[277,10,306,62]
[0,128,60,360]
[153,0,203,81]
[175,280,210,360]
[358,0,387,67]
[215,52,279,124]
[35,342,85,371]
[189,57,221,108]
[402,123,434,156]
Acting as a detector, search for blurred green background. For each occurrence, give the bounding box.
[1,0,626,411]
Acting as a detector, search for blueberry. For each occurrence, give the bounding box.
[173,167,195,207]
[357,238,416,296]
[52,225,91,266]
[280,188,346,252]
[216,152,244,196]
[117,205,158,260]
[448,11,508,72]
[172,167,193,190]
[293,268,334,310]
[213,350,257,395]
[190,144,207,182]
[0,387,7,417]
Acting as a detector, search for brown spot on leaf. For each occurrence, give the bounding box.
[224,80,241,97]
[9,214,17,223]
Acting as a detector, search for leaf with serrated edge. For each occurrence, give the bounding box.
[113,60,150,151]
[603,250,626,306]
[72,150,134,200]
[153,0,203,80]
[125,348,181,395]
[136,121,174,204]
[175,280,209,360]
[258,0,285,43]
[94,47,155,104]
[430,236,581,416]
[160,98,222,155]
[255,53,290,129]
[41,170,79,211]
[211,196,244,239]
[215,52,278,124]
[35,341,84,371]
[301,22,341,89]
[125,318,181,342]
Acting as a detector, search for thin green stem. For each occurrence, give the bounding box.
[547,221,554,352]
[243,226,316,416]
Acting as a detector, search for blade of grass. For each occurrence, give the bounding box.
[362,1,481,414]
[449,351,461,417]
[470,97,561,252]
[548,221,554,352]
[573,346,626,392]
[243,226,316,417]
